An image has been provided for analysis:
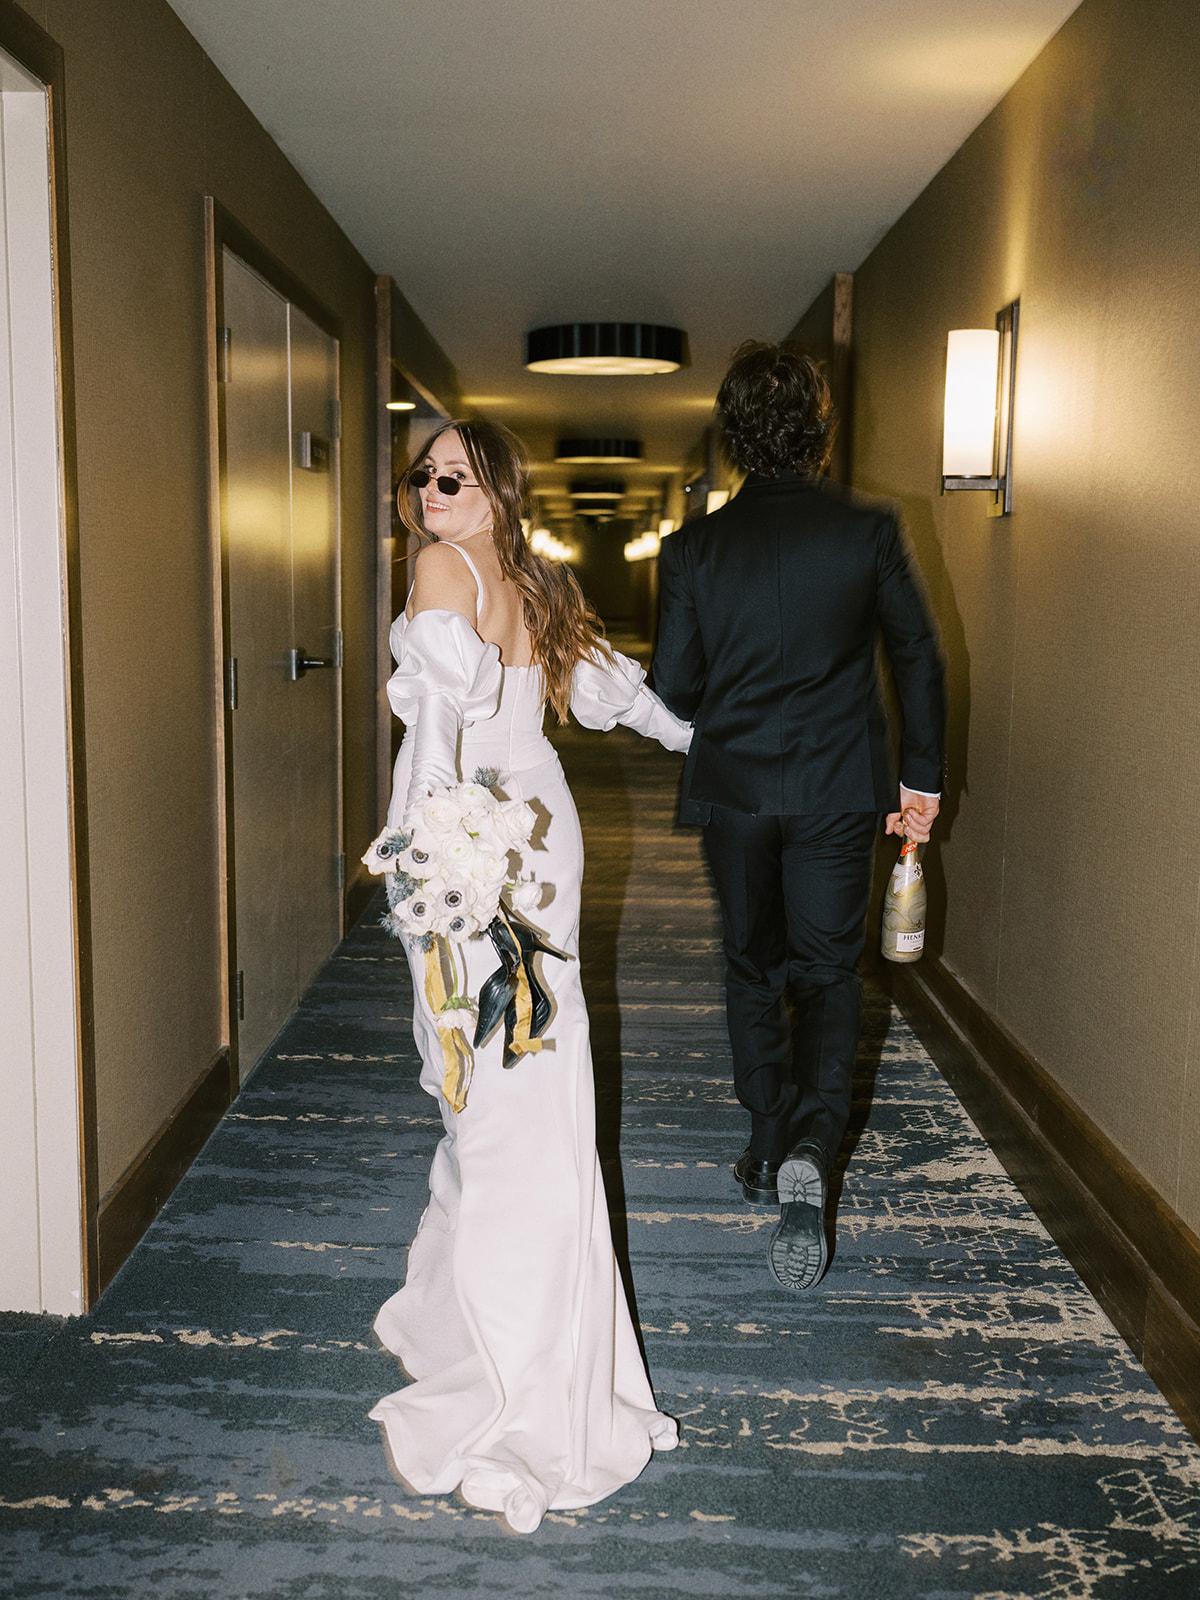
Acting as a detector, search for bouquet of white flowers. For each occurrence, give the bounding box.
[361,769,557,1112]
[364,777,540,945]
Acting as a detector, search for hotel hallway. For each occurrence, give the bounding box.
[2,692,1198,1599]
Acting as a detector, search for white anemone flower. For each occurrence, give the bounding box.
[361,828,411,875]
[395,888,435,934]
[396,826,439,879]
[431,876,481,939]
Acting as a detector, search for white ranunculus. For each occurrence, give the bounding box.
[421,790,468,834]
[438,833,478,872]
[466,819,507,857]
[473,849,508,887]
[508,878,543,916]
[456,782,496,817]
[494,799,537,848]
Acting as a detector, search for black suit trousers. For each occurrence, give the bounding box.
[703,808,878,1165]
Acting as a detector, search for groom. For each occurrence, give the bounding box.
[652,340,945,1291]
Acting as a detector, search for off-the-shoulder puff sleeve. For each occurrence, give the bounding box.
[387,609,502,724]
[387,610,503,817]
[570,647,692,754]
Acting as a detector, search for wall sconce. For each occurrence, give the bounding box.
[529,527,576,563]
[624,530,662,563]
[942,299,1018,516]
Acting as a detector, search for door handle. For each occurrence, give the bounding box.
[288,647,332,680]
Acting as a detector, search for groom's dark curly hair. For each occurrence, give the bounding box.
[716,340,835,479]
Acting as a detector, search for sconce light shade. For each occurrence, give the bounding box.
[943,329,1000,477]
[942,300,1019,515]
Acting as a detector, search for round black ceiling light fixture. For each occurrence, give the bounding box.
[568,479,625,501]
[526,324,685,375]
[555,438,643,463]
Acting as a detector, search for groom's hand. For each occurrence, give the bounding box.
[884,787,940,843]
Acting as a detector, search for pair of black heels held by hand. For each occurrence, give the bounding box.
[734,1139,830,1292]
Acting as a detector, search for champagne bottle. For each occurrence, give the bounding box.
[881,836,926,963]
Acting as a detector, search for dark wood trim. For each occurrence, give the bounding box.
[96,1048,235,1295]
[829,273,853,485]
[202,199,233,1078]
[206,198,241,1089]
[375,276,394,835]
[878,952,1200,1444]
[0,0,60,83]
[1,2,100,1309]
[210,199,343,342]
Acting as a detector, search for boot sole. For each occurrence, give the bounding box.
[768,1153,829,1289]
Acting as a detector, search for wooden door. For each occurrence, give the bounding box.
[221,250,342,1078]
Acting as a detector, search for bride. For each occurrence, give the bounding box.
[369,418,691,1533]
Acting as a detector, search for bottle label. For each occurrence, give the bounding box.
[896,929,924,952]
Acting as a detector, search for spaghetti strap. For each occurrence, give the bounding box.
[444,542,486,611]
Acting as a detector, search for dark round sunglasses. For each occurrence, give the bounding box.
[407,468,480,496]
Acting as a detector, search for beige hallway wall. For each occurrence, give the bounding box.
[15,0,437,1213]
[847,0,1200,1230]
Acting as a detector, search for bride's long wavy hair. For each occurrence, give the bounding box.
[397,418,610,722]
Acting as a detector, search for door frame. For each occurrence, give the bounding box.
[0,2,97,1309]
[373,275,450,838]
[205,201,344,1086]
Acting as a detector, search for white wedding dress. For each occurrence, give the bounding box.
[370,549,691,1534]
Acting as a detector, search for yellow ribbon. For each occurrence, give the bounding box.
[423,940,474,1113]
[504,924,543,1067]
[423,919,547,1107]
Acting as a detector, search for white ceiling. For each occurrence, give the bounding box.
[169,0,1079,511]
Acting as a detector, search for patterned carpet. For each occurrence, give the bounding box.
[2,710,1199,1598]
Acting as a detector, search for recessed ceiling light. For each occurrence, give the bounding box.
[555,438,643,463]
[526,324,685,375]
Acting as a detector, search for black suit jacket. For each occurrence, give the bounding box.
[653,473,945,822]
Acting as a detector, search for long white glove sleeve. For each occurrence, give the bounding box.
[384,609,503,827]
[617,685,692,753]
[570,648,692,753]
[404,694,463,814]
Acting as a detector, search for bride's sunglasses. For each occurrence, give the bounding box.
[407,468,480,496]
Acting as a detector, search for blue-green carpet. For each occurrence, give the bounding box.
[2,717,1198,1598]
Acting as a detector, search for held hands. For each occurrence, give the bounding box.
[885,786,940,844]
